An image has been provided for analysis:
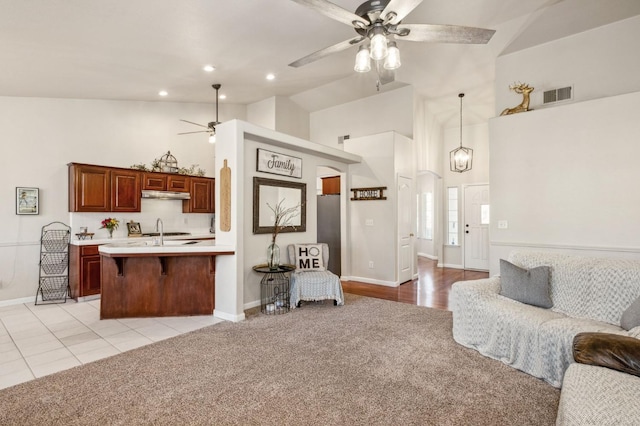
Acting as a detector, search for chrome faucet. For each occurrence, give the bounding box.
[155,218,164,246]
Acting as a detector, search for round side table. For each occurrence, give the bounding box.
[253,264,295,315]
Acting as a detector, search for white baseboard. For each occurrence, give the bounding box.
[436,263,464,269]
[0,296,34,307]
[417,252,438,260]
[343,276,399,287]
[243,300,261,310]
[214,309,246,322]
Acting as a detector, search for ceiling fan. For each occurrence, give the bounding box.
[178,84,222,143]
[289,0,495,86]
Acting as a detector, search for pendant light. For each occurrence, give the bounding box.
[449,93,473,173]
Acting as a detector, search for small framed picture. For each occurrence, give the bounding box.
[127,221,142,237]
[16,187,39,215]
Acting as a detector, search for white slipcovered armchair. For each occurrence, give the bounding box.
[287,243,344,308]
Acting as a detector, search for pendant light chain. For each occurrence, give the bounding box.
[459,93,464,148]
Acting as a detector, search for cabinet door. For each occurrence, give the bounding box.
[69,164,110,212]
[167,175,190,192]
[183,177,214,213]
[111,169,141,212]
[82,256,102,296]
[322,176,340,195]
[142,172,167,191]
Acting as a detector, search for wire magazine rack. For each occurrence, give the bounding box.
[35,221,71,305]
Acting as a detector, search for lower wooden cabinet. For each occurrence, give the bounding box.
[69,245,101,299]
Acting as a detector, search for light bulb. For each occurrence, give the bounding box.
[384,41,401,70]
[354,45,371,73]
[454,150,468,168]
[370,30,388,61]
[209,133,216,144]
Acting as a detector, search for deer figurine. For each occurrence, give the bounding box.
[500,83,534,116]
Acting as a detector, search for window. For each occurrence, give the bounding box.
[447,187,459,245]
[417,192,434,240]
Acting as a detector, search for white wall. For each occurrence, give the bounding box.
[490,16,640,275]
[496,15,640,115]
[309,86,414,148]
[274,96,310,141]
[416,172,437,259]
[490,91,640,273]
[345,131,413,285]
[0,96,245,302]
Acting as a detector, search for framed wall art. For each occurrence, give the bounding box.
[16,187,39,215]
[256,148,302,178]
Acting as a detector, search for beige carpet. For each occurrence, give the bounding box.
[0,294,559,425]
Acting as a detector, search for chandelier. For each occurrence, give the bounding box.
[450,93,473,173]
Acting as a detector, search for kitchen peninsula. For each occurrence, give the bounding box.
[99,240,234,319]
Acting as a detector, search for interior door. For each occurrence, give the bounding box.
[398,175,414,284]
[464,184,490,271]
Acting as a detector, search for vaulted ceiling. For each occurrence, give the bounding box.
[1,0,638,128]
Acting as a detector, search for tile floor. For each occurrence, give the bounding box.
[0,299,224,390]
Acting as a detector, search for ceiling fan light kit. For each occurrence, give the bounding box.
[290,0,495,86]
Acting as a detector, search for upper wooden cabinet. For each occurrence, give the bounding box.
[69,163,141,212]
[183,177,215,213]
[111,169,141,212]
[70,163,212,213]
[322,176,340,195]
[142,173,190,192]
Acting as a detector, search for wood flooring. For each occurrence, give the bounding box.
[341,257,489,311]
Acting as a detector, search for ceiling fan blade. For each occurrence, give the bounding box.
[177,130,210,135]
[290,0,369,27]
[179,119,209,129]
[289,36,365,68]
[381,0,424,25]
[398,24,495,44]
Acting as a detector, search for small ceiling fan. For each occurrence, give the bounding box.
[289,0,495,86]
[178,84,222,143]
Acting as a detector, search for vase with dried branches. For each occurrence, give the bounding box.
[267,199,301,270]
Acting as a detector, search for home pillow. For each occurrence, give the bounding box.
[573,332,640,378]
[499,259,553,308]
[620,296,640,331]
[294,244,325,271]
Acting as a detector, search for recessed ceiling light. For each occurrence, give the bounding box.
[158,90,168,96]
[266,73,275,81]
[203,65,215,72]
[219,94,227,100]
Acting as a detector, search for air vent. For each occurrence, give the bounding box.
[543,86,573,105]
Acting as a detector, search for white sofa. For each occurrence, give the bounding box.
[451,251,640,388]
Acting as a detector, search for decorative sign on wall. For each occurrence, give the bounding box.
[256,148,302,178]
[350,187,387,201]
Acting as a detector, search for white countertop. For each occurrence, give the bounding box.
[71,232,215,246]
[98,238,234,256]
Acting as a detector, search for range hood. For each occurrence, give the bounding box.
[141,190,191,200]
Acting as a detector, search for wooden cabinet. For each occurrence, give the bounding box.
[69,163,141,212]
[69,164,110,212]
[142,173,190,192]
[168,175,189,192]
[111,169,141,212]
[69,245,102,299]
[142,172,166,191]
[322,176,340,195]
[183,177,215,213]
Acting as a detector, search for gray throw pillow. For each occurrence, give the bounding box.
[499,259,553,308]
[620,297,640,331]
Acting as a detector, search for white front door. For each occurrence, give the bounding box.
[464,184,490,271]
[398,175,414,284]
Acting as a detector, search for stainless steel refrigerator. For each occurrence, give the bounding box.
[317,194,341,276]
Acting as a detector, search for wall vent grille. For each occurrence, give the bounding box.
[543,86,573,104]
